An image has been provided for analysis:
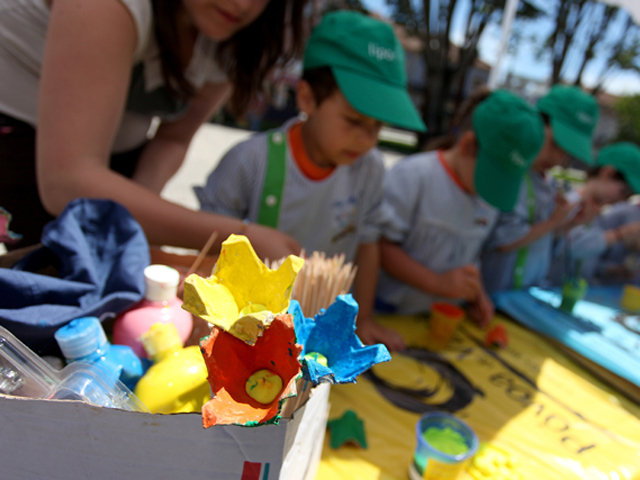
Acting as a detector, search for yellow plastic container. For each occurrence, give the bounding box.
[620,284,640,313]
[134,323,210,414]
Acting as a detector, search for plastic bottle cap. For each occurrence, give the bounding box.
[144,265,180,302]
[54,317,108,360]
[140,322,183,360]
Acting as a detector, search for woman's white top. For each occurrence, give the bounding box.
[0,0,226,152]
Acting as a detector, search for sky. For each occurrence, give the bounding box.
[361,0,640,96]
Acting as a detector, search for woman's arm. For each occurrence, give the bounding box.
[36,0,300,258]
[132,82,232,194]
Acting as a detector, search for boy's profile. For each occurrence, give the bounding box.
[377,90,545,327]
[481,85,600,293]
[548,142,640,285]
[195,11,425,351]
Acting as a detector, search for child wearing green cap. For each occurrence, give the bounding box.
[571,200,640,285]
[195,10,425,351]
[376,89,545,326]
[548,142,640,285]
[480,85,600,293]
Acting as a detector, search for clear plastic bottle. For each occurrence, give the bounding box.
[113,265,193,358]
[0,326,147,411]
[54,316,144,391]
[134,322,209,414]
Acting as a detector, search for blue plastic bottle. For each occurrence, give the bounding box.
[54,317,144,391]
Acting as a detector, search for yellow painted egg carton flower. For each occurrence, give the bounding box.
[182,234,304,345]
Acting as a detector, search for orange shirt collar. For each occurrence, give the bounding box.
[437,149,472,194]
[288,122,335,181]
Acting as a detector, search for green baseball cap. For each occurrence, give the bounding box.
[303,11,426,132]
[473,90,545,212]
[537,85,599,164]
[596,142,640,194]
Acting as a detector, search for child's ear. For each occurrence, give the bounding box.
[296,80,317,117]
[459,131,478,159]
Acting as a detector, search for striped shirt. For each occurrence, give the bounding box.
[481,171,558,293]
[377,150,499,314]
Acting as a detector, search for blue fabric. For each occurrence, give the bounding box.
[0,199,149,355]
[493,286,640,388]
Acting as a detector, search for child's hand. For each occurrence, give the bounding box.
[550,195,575,227]
[438,265,481,301]
[356,315,406,352]
[568,197,600,228]
[617,222,640,250]
[467,289,494,329]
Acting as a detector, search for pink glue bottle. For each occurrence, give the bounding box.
[113,264,193,358]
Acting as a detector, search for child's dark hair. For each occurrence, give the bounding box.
[153,0,308,115]
[423,87,492,151]
[301,67,339,105]
[540,112,551,126]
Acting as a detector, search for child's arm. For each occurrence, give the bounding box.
[353,242,406,352]
[380,238,482,301]
[497,194,574,252]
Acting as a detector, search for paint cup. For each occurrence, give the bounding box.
[427,303,465,350]
[559,278,588,314]
[410,411,479,480]
[620,284,640,313]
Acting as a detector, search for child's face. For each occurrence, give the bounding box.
[534,127,570,171]
[298,84,382,168]
[583,171,632,208]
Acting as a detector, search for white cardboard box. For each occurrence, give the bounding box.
[0,383,330,480]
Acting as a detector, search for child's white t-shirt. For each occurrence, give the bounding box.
[195,119,389,262]
[377,150,499,314]
[480,171,557,293]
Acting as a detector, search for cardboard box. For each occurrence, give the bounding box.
[0,382,330,479]
[0,246,330,480]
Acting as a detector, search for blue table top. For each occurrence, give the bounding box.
[493,286,640,388]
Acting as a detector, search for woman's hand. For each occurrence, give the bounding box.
[244,222,301,261]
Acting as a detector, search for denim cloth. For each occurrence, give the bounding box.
[0,199,149,355]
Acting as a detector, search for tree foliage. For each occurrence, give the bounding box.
[614,94,640,144]
[385,0,543,137]
[537,0,640,92]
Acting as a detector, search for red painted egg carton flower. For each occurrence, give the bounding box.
[200,313,302,427]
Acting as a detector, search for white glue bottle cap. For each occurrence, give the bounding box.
[144,265,180,302]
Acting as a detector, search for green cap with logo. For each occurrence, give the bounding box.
[473,90,545,212]
[596,142,640,194]
[303,11,426,132]
[537,85,599,164]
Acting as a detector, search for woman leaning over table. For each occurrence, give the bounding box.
[0,0,306,258]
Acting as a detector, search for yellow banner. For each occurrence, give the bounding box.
[317,315,640,480]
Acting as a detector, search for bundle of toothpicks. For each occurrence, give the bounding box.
[268,250,357,318]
